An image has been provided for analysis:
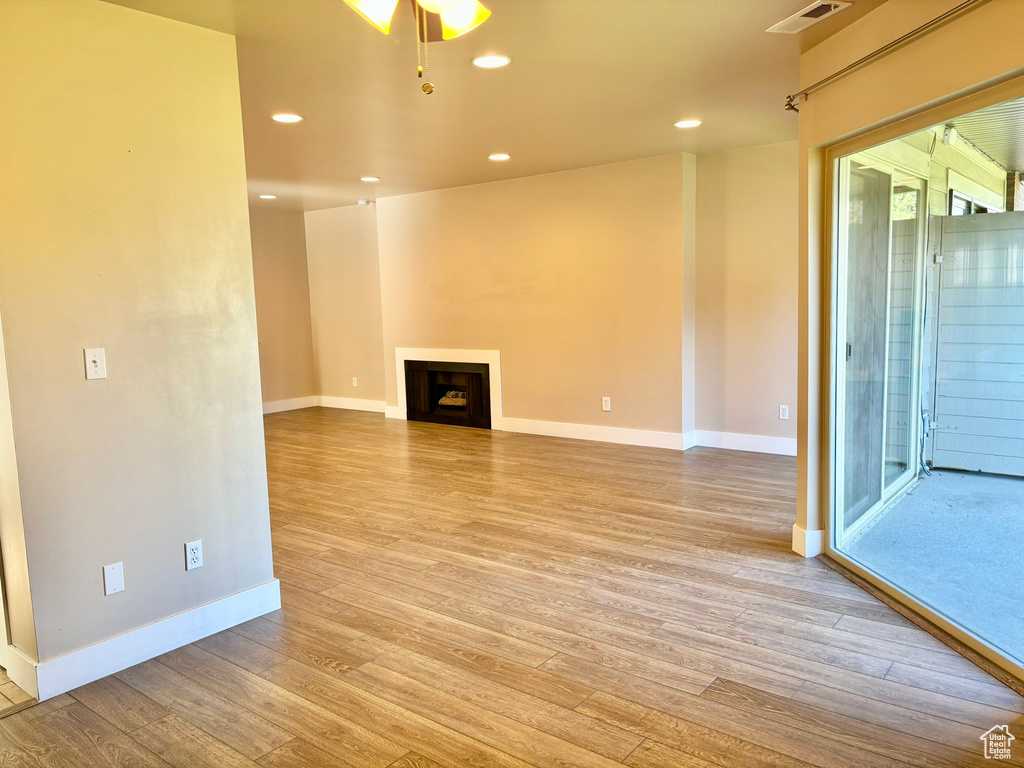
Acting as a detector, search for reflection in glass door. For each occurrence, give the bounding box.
[834,157,925,546]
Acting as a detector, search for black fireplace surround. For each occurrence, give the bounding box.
[404,360,491,430]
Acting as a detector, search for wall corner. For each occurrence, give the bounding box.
[791,523,824,558]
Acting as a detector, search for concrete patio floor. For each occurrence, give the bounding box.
[847,468,1024,664]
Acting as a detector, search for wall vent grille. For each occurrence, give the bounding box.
[766,1,851,34]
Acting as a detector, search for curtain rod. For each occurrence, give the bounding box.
[785,0,991,112]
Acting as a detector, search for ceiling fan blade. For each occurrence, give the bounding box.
[439,0,490,40]
[344,0,400,34]
[409,0,489,42]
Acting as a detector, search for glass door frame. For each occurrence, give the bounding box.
[832,153,927,549]
[819,77,1024,686]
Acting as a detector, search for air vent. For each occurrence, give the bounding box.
[767,1,851,34]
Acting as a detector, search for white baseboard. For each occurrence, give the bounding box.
[263,397,386,415]
[1,645,40,701]
[380,410,796,455]
[695,430,797,456]
[318,396,386,413]
[383,401,685,450]
[792,523,825,558]
[30,580,280,701]
[263,396,318,414]
[500,417,685,450]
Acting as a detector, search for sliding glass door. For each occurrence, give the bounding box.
[827,94,1024,688]
[834,155,926,547]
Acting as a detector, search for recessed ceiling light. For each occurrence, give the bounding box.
[472,55,511,69]
[258,195,278,199]
[361,176,381,182]
[272,113,303,123]
[488,153,511,161]
[674,119,702,129]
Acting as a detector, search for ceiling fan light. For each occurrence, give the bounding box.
[439,0,490,40]
[416,0,465,13]
[343,0,400,34]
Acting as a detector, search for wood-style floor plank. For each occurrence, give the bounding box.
[576,688,815,768]
[0,408,1020,767]
[700,678,991,768]
[129,714,260,768]
[256,738,348,768]
[68,676,168,733]
[368,646,644,760]
[115,660,294,760]
[0,668,34,722]
[539,655,920,768]
[194,630,289,675]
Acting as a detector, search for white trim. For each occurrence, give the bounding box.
[1,645,39,700]
[263,397,386,415]
[695,430,797,456]
[263,396,317,414]
[502,417,685,450]
[792,523,824,558]
[392,348,504,425]
[30,580,280,701]
[681,153,697,448]
[318,397,386,413]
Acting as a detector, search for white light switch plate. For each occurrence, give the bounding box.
[103,562,124,595]
[85,348,107,380]
[602,397,611,412]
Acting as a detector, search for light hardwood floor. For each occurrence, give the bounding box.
[0,667,33,720]
[0,407,1021,766]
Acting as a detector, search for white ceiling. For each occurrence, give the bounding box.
[104,0,881,211]
[952,96,1024,173]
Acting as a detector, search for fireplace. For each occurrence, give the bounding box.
[404,360,491,430]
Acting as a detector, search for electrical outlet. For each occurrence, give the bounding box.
[103,562,124,595]
[602,397,611,412]
[779,405,790,421]
[185,540,203,571]
[84,348,107,380]
[352,377,358,387]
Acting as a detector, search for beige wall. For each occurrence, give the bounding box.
[304,206,387,402]
[696,141,799,440]
[0,0,274,661]
[250,207,316,403]
[796,0,1024,547]
[375,156,684,433]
